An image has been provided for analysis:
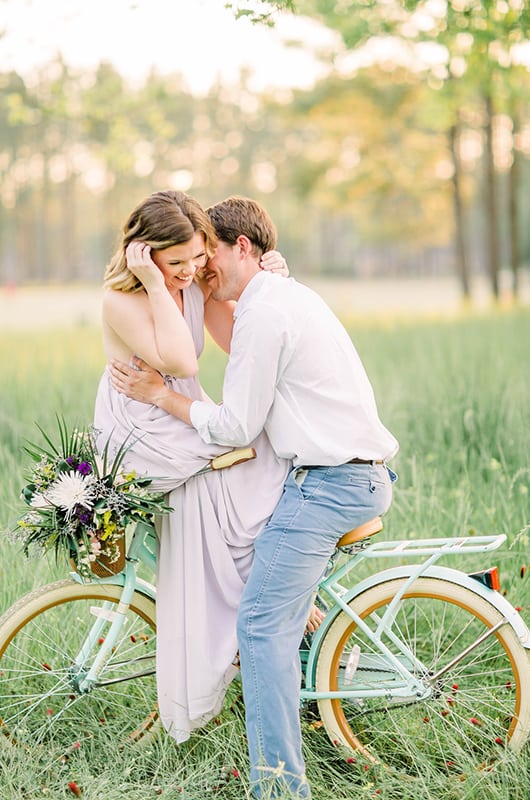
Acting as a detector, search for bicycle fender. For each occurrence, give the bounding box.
[68,571,156,603]
[305,564,530,689]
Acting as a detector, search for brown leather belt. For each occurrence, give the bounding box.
[348,458,384,465]
[300,458,384,469]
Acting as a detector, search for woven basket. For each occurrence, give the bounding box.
[90,533,126,578]
[70,533,126,578]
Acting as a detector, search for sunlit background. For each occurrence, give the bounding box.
[1,0,529,322]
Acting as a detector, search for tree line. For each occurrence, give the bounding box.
[1,0,529,300]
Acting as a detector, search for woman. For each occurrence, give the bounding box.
[94,190,290,743]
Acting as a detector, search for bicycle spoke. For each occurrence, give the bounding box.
[316,577,530,775]
[0,582,158,748]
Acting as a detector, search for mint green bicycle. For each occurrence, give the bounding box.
[1,451,529,776]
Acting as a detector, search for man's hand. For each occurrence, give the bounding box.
[109,356,169,405]
[109,355,194,424]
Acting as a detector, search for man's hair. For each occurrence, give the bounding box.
[207,196,277,257]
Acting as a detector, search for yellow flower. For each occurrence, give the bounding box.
[97,509,118,541]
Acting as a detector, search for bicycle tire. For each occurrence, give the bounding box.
[315,576,530,775]
[0,578,158,750]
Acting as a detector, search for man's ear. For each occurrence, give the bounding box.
[235,235,253,258]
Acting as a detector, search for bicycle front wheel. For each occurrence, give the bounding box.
[315,577,530,775]
[0,579,158,750]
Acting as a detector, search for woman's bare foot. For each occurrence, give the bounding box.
[306,604,325,634]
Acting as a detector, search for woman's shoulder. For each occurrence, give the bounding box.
[102,286,147,320]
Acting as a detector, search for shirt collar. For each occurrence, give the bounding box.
[233,270,268,319]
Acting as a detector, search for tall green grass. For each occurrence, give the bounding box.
[1,310,529,799]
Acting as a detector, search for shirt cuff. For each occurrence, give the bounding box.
[189,400,217,443]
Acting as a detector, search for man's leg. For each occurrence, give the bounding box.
[237,463,392,798]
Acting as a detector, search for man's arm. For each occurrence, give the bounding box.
[109,357,193,424]
[110,300,284,448]
[189,302,282,446]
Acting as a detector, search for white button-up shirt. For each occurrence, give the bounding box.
[190,272,399,466]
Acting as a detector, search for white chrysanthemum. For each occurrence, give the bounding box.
[46,472,96,516]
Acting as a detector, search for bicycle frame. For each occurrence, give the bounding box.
[67,523,529,703]
[301,533,530,702]
[68,521,157,692]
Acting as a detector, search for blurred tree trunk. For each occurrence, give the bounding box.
[483,92,500,300]
[508,108,521,300]
[61,172,77,281]
[448,121,470,300]
[34,158,51,282]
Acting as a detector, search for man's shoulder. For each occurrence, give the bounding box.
[237,273,335,329]
[251,274,320,307]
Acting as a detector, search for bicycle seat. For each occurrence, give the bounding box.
[336,516,383,548]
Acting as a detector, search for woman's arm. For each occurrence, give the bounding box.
[103,242,198,377]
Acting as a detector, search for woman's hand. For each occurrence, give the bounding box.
[125,241,166,292]
[109,356,170,405]
[260,250,289,278]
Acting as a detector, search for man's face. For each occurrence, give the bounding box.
[202,241,246,302]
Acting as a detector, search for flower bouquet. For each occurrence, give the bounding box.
[13,417,170,579]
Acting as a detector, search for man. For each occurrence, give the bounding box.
[110,196,398,798]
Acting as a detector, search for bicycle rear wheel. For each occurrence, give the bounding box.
[0,579,158,750]
[315,577,530,775]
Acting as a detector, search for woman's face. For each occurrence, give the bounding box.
[151,232,207,294]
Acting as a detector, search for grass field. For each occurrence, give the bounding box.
[0,309,529,799]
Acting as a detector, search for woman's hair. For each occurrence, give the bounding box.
[104,190,218,292]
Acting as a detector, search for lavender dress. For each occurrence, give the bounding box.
[94,281,289,741]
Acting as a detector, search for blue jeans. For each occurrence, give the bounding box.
[237,463,394,798]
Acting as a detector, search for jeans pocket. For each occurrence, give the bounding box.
[368,464,389,494]
[386,466,398,483]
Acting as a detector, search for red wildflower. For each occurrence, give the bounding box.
[67,781,82,797]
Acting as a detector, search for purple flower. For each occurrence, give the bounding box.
[66,456,76,467]
[77,461,92,476]
[76,506,94,525]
